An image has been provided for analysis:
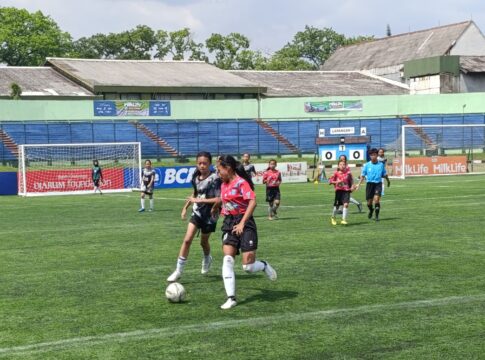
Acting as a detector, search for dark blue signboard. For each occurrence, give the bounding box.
[93,101,117,116]
[149,101,171,116]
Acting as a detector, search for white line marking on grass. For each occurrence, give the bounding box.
[1,294,484,357]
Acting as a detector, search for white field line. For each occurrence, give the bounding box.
[0,294,484,357]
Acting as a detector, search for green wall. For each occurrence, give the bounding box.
[1,93,484,122]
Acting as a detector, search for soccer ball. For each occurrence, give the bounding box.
[165,282,186,303]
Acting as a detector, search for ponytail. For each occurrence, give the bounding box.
[218,154,254,190]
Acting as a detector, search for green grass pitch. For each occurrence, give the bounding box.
[1,175,485,359]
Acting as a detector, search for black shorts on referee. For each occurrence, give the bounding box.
[366,182,383,200]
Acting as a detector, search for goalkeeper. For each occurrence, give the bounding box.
[92,159,103,194]
[139,159,156,212]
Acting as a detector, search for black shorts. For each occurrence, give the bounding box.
[143,185,154,195]
[221,215,258,254]
[93,179,101,187]
[333,190,350,207]
[189,214,218,234]
[366,182,383,200]
[266,187,281,203]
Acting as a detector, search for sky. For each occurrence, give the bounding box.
[2,0,485,55]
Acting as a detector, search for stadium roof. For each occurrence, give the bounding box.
[323,21,475,71]
[0,67,95,99]
[460,56,485,73]
[229,70,409,97]
[45,58,266,94]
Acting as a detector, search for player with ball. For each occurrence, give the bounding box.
[216,155,277,310]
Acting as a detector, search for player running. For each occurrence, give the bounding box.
[217,155,277,310]
[262,159,282,220]
[92,159,103,194]
[355,148,391,221]
[167,152,221,282]
[328,159,354,225]
[377,148,388,196]
[139,159,156,212]
[338,155,363,212]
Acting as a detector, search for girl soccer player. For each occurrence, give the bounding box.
[92,159,103,194]
[262,159,282,220]
[377,148,388,196]
[167,152,221,282]
[328,159,354,225]
[139,159,156,212]
[339,154,363,212]
[217,155,277,310]
[241,153,256,180]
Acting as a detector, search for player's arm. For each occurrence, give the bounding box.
[99,168,104,182]
[232,198,256,235]
[181,191,195,219]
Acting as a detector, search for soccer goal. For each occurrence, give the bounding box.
[391,124,485,179]
[18,142,142,196]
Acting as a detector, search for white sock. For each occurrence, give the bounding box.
[343,207,348,220]
[332,206,337,216]
[350,197,359,205]
[140,198,145,209]
[176,256,186,273]
[150,199,154,210]
[222,255,235,298]
[243,260,265,273]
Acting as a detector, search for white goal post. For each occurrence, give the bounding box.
[18,142,142,196]
[391,124,485,179]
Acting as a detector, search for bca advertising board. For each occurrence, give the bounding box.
[153,162,308,189]
[153,166,197,189]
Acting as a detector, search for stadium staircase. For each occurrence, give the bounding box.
[255,118,301,154]
[402,116,438,149]
[0,128,19,157]
[131,122,180,157]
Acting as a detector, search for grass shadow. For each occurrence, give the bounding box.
[238,288,298,305]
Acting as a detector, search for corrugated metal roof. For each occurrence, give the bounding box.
[460,56,485,73]
[229,70,409,96]
[0,67,94,97]
[46,58,264,93]
[323,21,473,71]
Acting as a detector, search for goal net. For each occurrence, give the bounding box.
[18,142,142,196]
[391,124,485,179]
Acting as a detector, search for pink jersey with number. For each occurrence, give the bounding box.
[262,169,282,188]
[329,168,353,191]
[220,176,255,216]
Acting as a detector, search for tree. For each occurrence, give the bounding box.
[0,7,72,66]
[265,45,314,71]
[117,25,156,60]
[155,28,206,61]
[268,26,375,70]
[205,32,252,69]
[70,26,156,60]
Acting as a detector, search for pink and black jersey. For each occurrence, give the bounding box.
[262,169,282,188]
[329,168,353,191]
[220,176,255,216]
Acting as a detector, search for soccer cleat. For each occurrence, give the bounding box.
[368,209,374,219]
[341,220,348,225]
[357,203,362,213]
[331,216,337,226]
[201,255,213,274]
[262,261,277,281]
[167,270,182,282]
[375,216,380,222]
[148,208,153,212]
[138,208,145,212]
[220,297,237,310]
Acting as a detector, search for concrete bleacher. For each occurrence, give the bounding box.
[1,115,484,162]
